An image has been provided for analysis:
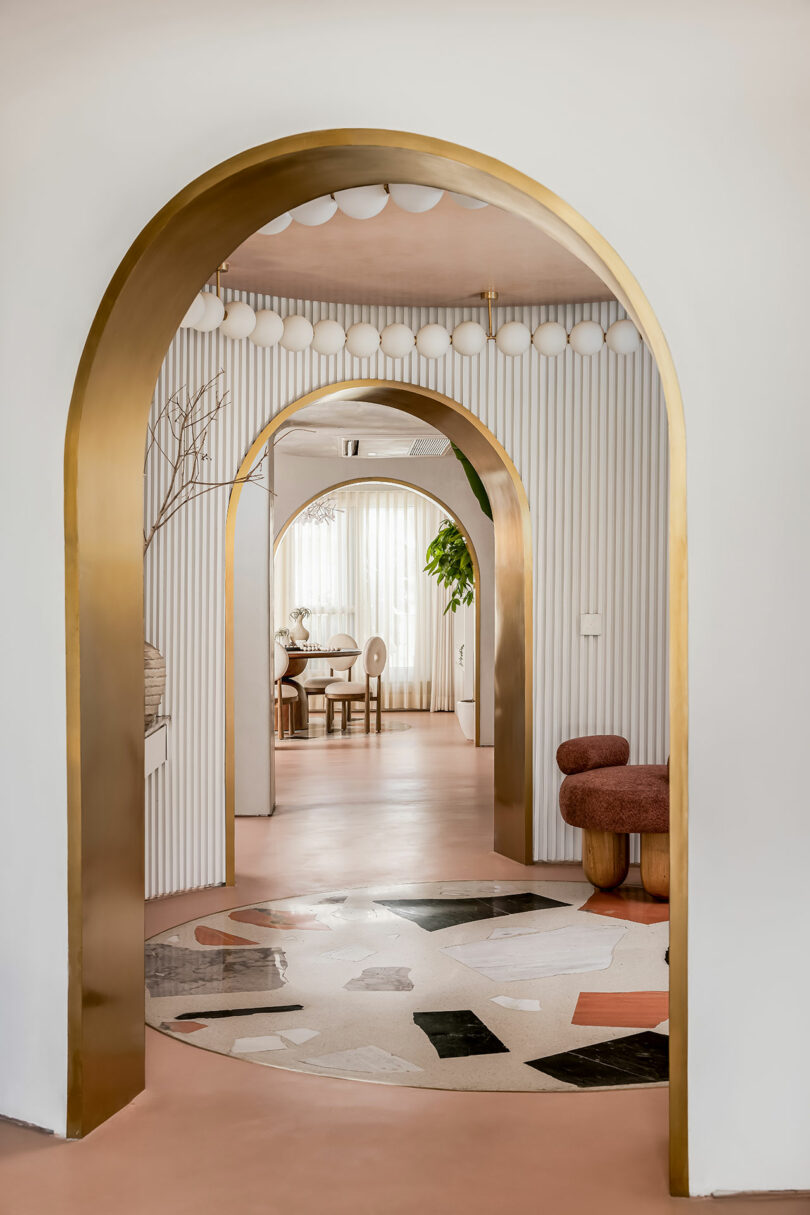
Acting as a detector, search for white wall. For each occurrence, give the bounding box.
[147,294,667,893]
[2,0,809,1194]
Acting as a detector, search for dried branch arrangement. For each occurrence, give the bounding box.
[144,372,269,553]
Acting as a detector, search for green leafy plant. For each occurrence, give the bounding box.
[424,520,475,614]
[451,443,492,520]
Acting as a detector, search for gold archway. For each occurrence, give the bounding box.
[227,412,506,861]
[64,129,687,1194]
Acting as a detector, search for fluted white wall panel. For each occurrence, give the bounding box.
[145,293,668,896]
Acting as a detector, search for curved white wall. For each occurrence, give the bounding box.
[3,0,809,1194]
[145,293,669,895]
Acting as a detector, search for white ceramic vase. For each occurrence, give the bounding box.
[456,699,475,741]
[290,618,310,643]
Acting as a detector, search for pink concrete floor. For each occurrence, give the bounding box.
[1,713,806,1213]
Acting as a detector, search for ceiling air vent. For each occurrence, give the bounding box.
[341,438,360,457]
[407,436,451,457]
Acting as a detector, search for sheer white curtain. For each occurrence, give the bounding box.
[275,486,450,709]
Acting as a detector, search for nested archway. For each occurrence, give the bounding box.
[226,399,514,866]
[64,129,687,1193]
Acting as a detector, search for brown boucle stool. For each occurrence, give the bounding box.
[556,735,670,899]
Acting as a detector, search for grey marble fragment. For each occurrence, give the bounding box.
[344,966,414,992]
[145,943,287,997]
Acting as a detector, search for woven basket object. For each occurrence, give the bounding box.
[144,642,167,729]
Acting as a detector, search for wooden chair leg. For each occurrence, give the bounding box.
[376,676,382,733]
[341,700,348,731]
[364,674,371,734]
[640,832,669,899]
[581,828,629,890]
[277,681,284,740]
[326,699,333,733]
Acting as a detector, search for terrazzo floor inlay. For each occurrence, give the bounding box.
[145,880,669,1092]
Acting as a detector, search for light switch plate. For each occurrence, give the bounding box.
[580,613,602,636]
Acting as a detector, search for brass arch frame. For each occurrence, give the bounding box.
[64,129,688,1194]
[228,457,492,849]
[271,474,484,744]
[225,384,527,874]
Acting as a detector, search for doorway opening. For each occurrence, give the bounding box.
[65,130,686,1192]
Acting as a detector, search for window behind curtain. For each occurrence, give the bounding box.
[275,486,447,709]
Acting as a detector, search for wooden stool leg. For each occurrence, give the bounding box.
[582,828,629,890]
[640,832,669,899]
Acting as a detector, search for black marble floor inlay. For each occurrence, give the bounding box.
[374,892,569,931]
[145,944,288,997]
[174,1004,304,1021]
[526,1030,669,1087]
[413,1010,510,1058]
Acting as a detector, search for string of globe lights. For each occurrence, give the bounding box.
[179,183,642,359]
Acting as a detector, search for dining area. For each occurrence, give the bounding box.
[273,633,387,739]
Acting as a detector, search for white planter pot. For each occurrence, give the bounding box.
[290,618,310,643]
[456,699,476,741]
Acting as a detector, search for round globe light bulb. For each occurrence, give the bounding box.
[380,323,415,359]
[220,300,257,340]
[194,292,225,332]
[334,185,389,220]
[249,309,284,348]
[532,321,568,356]
[180,294,206,328]
[290,195,338,226]
[388,183,444,213]
[451,320,488,356]
[447,192,488,210]
[311,318,346,356]
[345,322,380,359]
[280,314,314,352]
[606,318,641,355]
[258,213,292,236]
[416,323,451,359]
[569,320,604,356]
[495,321,531,356]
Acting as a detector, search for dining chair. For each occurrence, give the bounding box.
[302,633,358,716]
[325,635,387,735]
[273,641,299,740]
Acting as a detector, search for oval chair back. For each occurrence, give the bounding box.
[363,635,387,677]
[274,641,290,681]
[328,633,359,674]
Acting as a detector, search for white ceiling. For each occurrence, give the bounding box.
[274,400,449,460]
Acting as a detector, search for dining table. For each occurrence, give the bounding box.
[281,644,361,735]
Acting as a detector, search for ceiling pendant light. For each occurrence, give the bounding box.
[220,299,257,340]
[345,322,380,358]
[569,319,605,355]
[290,195,338,226]
[606,318,641,354]
[388,183,444,213]
[258,213,292,236]
[496,320,531,356]
[380,322,415,359]
[194,291,225,332]
[249,309,284,348]
[416,323,451,359]
[451,320,488,356]
[180,294,206,328]
[334,185,389,219]
[311,318,346,356]
[447,191,488,210]
[532,320,568,356]
[280,314,315,351]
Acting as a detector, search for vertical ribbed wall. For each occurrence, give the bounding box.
[144,294,668,896]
